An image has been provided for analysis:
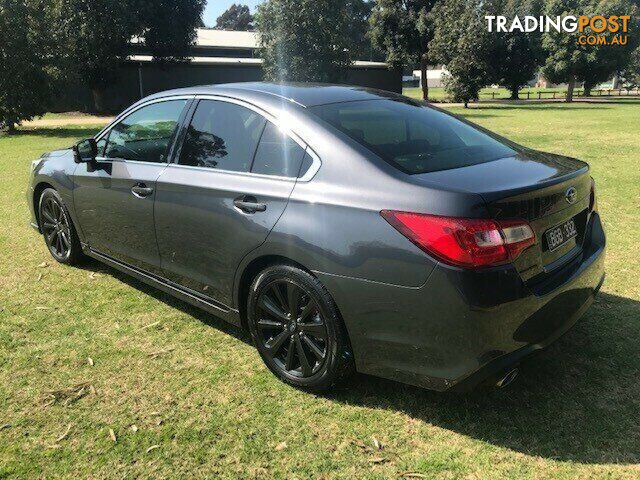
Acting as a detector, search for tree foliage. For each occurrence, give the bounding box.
[369,0,435,100]
[256,0,357,82]
[56,0,204,111]
[620,46,640,88]
[491,0,545,99]
[430,0,494,107]
[0,0,57,131]
[215,3,254,30]
[542,0,638,100]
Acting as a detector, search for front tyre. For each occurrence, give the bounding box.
[38,188,84,265]
[247,265,354,392]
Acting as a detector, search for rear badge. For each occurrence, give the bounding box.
[565,186,578,204]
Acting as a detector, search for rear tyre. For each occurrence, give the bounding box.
[247,264,354,391]
[38,188,84,266]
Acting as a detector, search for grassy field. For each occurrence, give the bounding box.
[1,101,639,479]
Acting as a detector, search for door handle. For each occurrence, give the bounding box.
[233,195,267,213]
[131,183,154,198]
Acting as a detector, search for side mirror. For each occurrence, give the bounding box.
[73,138,98,163]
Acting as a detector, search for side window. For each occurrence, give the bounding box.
[179,100,266,172]
[104,100,187,163]
[251,122,307,178]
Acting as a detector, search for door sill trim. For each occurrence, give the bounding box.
[86,248,241,327]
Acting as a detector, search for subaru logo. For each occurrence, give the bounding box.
[565,186,578,204]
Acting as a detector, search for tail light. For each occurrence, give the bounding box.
[381,211,535,269]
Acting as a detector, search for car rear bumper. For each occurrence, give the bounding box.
[316,211,606,392]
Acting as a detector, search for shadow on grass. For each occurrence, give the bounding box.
[78,256,638,465]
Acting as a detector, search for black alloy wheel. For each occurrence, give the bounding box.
[39,188,84,265]
[248,265,354,391]
[255,279,328,377]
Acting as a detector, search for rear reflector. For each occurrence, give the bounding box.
[381,211,535,268]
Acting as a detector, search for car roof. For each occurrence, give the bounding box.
[150,82,404,108]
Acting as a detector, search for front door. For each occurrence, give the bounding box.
[154,98,312,307]
[73,98,189,274]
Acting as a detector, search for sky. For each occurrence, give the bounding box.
[203,1,262,27]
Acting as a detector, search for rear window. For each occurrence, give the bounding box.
[311,99,516,174]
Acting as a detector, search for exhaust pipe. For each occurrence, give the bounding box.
[495,368,519,388]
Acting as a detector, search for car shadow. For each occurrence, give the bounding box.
[78,256,639,464]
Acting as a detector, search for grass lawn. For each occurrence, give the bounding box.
[1,102,639,479]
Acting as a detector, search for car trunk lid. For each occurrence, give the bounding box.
[410,150,592,281]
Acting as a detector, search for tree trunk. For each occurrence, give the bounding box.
[420,55,429,101]
[6,119,17,134]
[464,100,469,108]
[583,81,593,97]
[91,87,107,114]
[510,85,519,100]
[566,76,575,103]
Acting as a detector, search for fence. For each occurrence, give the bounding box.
[482,88,640,101]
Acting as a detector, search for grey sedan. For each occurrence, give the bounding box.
[27,83,605,391]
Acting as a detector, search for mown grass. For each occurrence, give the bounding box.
[1,102,639,479]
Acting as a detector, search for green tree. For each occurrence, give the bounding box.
[620,46,640,88]
[215,3,254,30]
[430,0,494,107]
[542,0,638,101]
[142,0,205,59]
[256,0,355,82]
[369,0,436,101]
[0,0,56,132]
[58,0,205,112]
[491,0,545,99]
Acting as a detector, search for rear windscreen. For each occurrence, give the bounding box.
[311,99,516,174]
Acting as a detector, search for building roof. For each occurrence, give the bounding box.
[195,29,258,50]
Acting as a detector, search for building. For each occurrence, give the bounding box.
[52,29,401,113]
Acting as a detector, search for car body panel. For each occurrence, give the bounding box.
[73,159,167,274]
[154,164,296,306]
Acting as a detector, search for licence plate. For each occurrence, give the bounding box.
[545,218,577,251]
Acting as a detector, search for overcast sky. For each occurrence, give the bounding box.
[203,1,262,27]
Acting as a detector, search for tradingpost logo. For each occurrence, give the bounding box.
[485,15,631,45]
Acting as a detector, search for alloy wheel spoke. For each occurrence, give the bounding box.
[298,299,316,323]
[270,284,288,311]
[265,329,291,356]
[284,336,296,371]
[60,231,70,248]
[56,233,63,254]
[46,229,57,244]
[301,335,325,360]
[295,335,312,376]
[287,283,301,317]
[259,295,289,322]
[42,221,56,230]
[298,321,327,340]
[41,209,55,223]
[257,318,284,330]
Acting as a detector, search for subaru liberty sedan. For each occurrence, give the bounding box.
[27,83,605,392]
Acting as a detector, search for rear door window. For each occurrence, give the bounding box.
[251,122,307,178]
[179,100,266,172]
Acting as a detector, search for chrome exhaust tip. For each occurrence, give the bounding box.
[495,368,519,388]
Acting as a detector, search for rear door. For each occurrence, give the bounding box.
[154,97,315,307]
[73,98,189,274]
